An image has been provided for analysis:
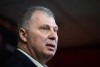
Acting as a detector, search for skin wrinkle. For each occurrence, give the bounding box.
[18,9,58,65]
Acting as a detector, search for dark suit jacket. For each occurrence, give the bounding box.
[3,50,37,67]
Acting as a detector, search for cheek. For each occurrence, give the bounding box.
[32,35,47,52]
[36,35,47,46]
[29,32,47,46]
[27,29,48,47]
[34,31,47,43]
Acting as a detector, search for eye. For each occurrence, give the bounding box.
[39,26,50,34]
[42,27,49,30]
[39,26,50,31]
[54,29,58,32]
[41,27,49,30]
[54,27,58,32]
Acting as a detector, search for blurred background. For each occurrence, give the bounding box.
[0,0,100,67]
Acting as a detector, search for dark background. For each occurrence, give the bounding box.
[0,0,100,67]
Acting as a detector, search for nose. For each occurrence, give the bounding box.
[48,30,57,41]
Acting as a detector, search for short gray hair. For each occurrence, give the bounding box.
[18,6,54,30]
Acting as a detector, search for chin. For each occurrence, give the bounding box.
[43,48,56,59]
[45,52,55,59]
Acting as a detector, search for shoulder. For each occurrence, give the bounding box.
[3,50,37,67]
[3,52,24,67]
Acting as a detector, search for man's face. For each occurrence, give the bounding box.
[26,11,58,60]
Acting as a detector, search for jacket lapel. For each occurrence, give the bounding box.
[15,50,37,67]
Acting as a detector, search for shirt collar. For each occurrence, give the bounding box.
[17,48,48,67]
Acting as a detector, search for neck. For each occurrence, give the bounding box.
[17,41,47,65]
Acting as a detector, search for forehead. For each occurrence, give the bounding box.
[30,10,58,27]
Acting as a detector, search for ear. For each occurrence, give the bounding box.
[19,28,27,42]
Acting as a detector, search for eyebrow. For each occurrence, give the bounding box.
[41,24,58,29]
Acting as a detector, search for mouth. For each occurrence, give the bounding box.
[46,44,55,51]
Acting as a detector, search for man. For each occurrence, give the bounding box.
[4,6,58,67]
